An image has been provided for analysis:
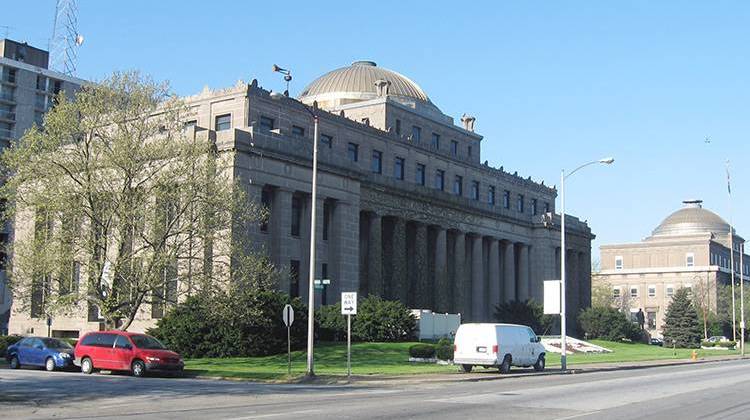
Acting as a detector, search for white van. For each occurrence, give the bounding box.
[453,323,545,373]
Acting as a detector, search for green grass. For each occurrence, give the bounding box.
[183,340,739,381]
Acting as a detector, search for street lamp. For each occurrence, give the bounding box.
[270,90,320,377]
[560,157,614,371]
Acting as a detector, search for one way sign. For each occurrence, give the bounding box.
[341,292,357,315]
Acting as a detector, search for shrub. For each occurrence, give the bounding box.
[0,335,22,358]
[409,343,435,359]
[718,341,736,348]
[494,299,556,335]
[700,341,714,347]
[663,288,702,348]
[149,289,308,358]
[436,344,454,361]
[316,303,346,342]
[351,296,417,342]
[578,306,642,342]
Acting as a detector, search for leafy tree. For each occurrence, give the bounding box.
[662,288,702,348]
[316,302,346,342]
[1,72,269,330]
[493,299,555,335]
[578,306,641,341]
[351,296,416,342]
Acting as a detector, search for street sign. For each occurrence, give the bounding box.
[341,292,357,315]
[282,304,294,327]
[543,280,561,315]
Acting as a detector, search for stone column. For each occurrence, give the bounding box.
[579,251,592,309]
[471,234,485,320]
[271,188,292,292]
[368,212,383,297]
[300,195,313,305]
[488,238,501,314]
[434,227,449,312]
[503,241,516,302]
[413,222,430,308]
[453,231,469,318]
[517,244,530,301]
[313,196,325,307]
[391,217,408,304]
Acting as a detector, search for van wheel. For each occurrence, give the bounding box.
[534,355,545,372]
[81,357,94,374]
[9,355,20,369]
[499,355,512,374]
[45,357,56,372]
[461,364,473,373]
[131,360,146,377]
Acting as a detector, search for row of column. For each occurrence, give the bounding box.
[361,211,533,321]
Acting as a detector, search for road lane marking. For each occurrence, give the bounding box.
[223,408,322,419]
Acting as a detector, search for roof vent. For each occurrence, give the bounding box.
[352,60,377,67]
[682,199,703,208]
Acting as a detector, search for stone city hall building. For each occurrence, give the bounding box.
[594,200,749,338]
[11,60,594,336]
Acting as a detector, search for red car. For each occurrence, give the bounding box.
[74,331,183,377]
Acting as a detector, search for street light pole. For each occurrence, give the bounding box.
[559,157,614,371]
[269,89,319,377]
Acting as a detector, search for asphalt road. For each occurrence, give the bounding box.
[2,359,750,419]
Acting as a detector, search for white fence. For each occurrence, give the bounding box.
[411,310,461,340]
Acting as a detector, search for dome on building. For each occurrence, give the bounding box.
[298,61,440,112]
[651,200,732,238]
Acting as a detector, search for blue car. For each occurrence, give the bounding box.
[6,337,75,371]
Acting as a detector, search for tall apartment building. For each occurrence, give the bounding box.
[0,39,85,333]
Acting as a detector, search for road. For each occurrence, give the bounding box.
[2,359,750,419]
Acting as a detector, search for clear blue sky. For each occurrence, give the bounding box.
[5,1,749,260]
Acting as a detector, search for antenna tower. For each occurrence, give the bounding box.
[49,0,83,75]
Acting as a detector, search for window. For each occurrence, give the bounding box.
[686,253,695,267]
[517,194,524,212]
[183,120,197,130]
[503,190,511,209]
[322,200,331,241]
[648,285,656,298]
[260,116,274,131]
[488,186,496,205]
[666,286,675,298]
[371,150,382,174]
[453,175,463,195]
[416,163,426,186]
[395,119,401,135]
[36,75,47,90]
[321,134,333,148]
[394,157,405,180]
[2,67,16,84]
[412,125,421,143]
[292,125,305,137]
[291,196,302,237]
[544,202,550,213]
[471,181,479,200]
[431,133,440,149]
[114,335,131,349]
[630,287,638,298]
[215,114,231,131]
[468,145,473,157]
[613,288,621,298]
[531,199,538,215]
[52,80,62,94]
[647,311,657,330]
[260,189,271,232]
[347,143,359,162]
[615,256,623,270]
[435,170,445,191]
[451,140,458,156]
[290,260,300,298]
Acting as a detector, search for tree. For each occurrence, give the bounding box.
[692,275,713,340]
[1,72,270,330]
[578,306,641,341]
[493,299,555,335]
[591,276,616,308]
[662,288,702,348]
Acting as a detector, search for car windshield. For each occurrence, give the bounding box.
[130,335,166,350]
[41,338,72,349]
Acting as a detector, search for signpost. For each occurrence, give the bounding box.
[341,292,357,379]
[282,304,294,375]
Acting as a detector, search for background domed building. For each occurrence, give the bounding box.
[596,200,749,338]
[10,61,595,337]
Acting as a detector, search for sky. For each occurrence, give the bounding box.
[4,1,749,260]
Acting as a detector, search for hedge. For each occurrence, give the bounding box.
[409,343,435,359]
[0,335,22,358]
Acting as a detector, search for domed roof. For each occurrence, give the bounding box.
[298,61,438,111]
[651,200,732,237]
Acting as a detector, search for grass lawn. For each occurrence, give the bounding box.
[183,340,739,381]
